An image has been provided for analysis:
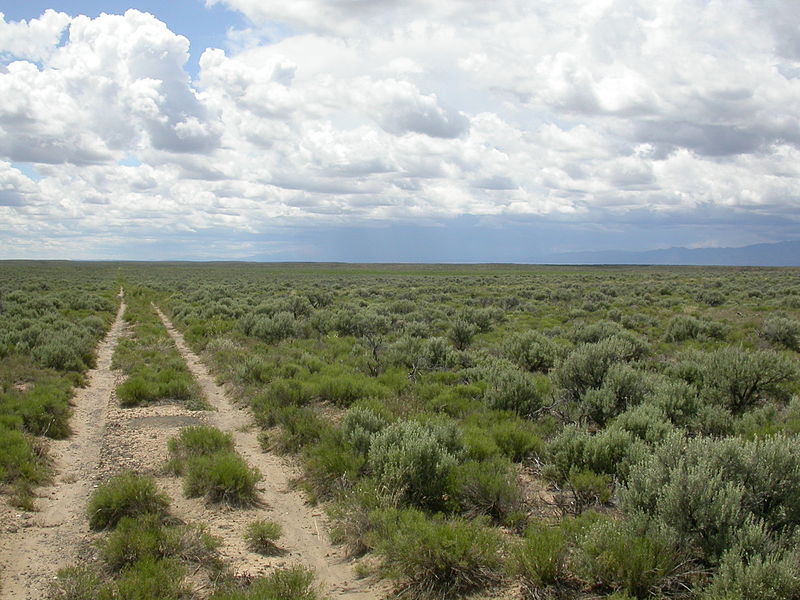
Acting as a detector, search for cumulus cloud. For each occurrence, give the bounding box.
[1,1,799,258]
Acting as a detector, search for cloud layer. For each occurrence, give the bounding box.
[1,2,799,259]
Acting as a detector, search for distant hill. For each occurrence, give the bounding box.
[541,240,800,266]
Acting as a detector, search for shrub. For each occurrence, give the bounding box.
[100,514,220,571]
[342,405,390,456]
[701,548,800,600]
[555,335,642,401]
[316,374,383,407]
[117,376,159,407]
[546,425,646,484]
[50,565,107,600]
[700,347,797,414]
[483,368,548,418]
[251,312,296,343]
[373,508,503,599]
[621,434,800,563]
[449,457,521,522]
[578,516,690,599]
[0,427,47,484]
[244,519,283,555]
[113,557,186,600]
[501,330,556,373]
[761,316,800,351]
[368,420,462,510]
[184,452,260,506]
[88,472,170,530]
[166,426,234,474]
[490,419,545,462]
[210,566,319,600]
[303,431,365,497]
[448,319,477,350]
[609,404,675,445]
[664,314,702,342]
[570,320,623,343]
[567,468,613,513]
[510,522,568,591]
[422,336,455,370]
[274,406,330,453]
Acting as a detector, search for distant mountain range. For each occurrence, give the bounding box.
[540,240,800,266]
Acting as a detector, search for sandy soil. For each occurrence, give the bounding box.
[0,294,127,600]
[155,307,386,599]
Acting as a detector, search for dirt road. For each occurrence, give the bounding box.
[0,295,127,600]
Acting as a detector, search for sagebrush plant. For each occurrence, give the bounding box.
[87,472,170,530]
[100,513,220,571]
[166,425,234,474]
[210,566,319,600]
[510,522,569,592]
[577,515,692,599]
[372,508,504,600]
[367,419,462,510]
[244,519,283,555]
[184,451,261,505]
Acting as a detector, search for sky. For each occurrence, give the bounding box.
[0,1,799,261]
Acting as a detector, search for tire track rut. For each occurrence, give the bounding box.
[0,293,127,600]
[155,307,384,600]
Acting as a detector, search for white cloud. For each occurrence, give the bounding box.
[0,1,799,258]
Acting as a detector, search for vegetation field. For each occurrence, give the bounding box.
[2,261,800,600]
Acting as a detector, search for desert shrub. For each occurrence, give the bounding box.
[315,373,384,407]
[184,451,260,506]
[761,316,800,351]
[664,315,702,342]
[422,336,456,370]
[581,363,651,426]
[303,431,365,496]
[546,425,646,484]
[698,289,726,306]
[501,330,557,373]
[0,426,46,485]
[50,564,107,600]
[32,335,90,371]
[274,405,330,453]
[622,434,800,563]
[117,376,159,407]
[577,516,690,599]
[244,519,283,555]
[570,320,624,344]
[483,368,548,418]
[372,508,503,599]
[490,419,546,462]
[510,522,568,591]
[701,548,800,600]
[368,420,462,509]
[700,347,797,414]
[210,566,319,600]
[342,405,390,456]
[268,378,315,407]
[609,404,675,445]
[113,557,186,600]
[567,468,613,512]
[555,335,643,401]
[166,426,234,474]
[449,457,521,522]
[100,513,219,571]
[88,472,170,530]
[448,319,477,350]
[647,377,701,427]
[251,311,297,343]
